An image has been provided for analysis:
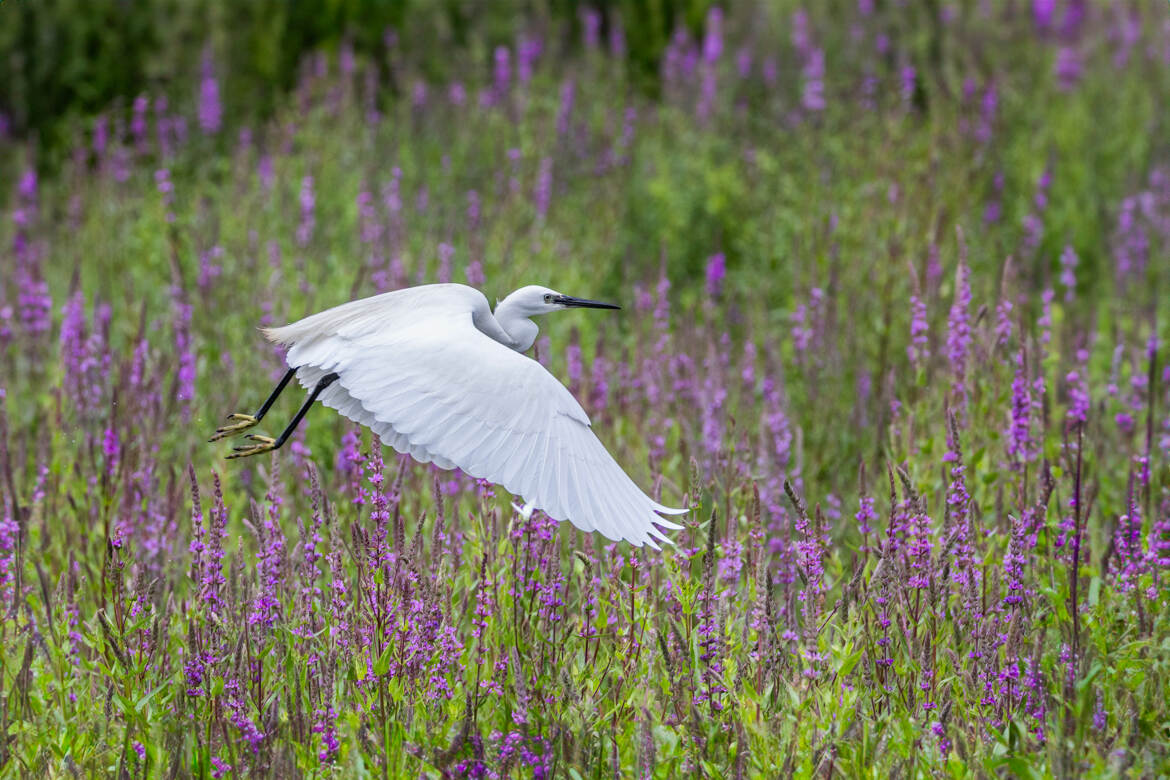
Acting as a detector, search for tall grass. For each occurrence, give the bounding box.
[1,2,1169,776]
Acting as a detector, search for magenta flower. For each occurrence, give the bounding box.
[705,253,726,298]
[198,48,223,134]
[946,255,971,408]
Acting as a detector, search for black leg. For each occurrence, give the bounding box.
[270,372,339,448]
[254,367,297,421]
[209,367,298,442]
[226,372,339,459]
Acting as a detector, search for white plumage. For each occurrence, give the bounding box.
[258,283,686,548]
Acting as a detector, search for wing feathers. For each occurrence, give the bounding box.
[276,305,686,546]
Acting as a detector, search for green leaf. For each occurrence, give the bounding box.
[373,645,393,677]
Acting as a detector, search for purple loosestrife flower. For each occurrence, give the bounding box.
[908,293,929,368]
[1003,512,1029,607]
[0,505,18,609]
[198,48,222,134]
[1112,11,1140,69]
[226,688,265,754]
[59,290,88,394]
[581,8,601,49]
[313,706,340,762]
[1055,46,1083,91]
[467,190,480,232]
[946,254,971,410]
[1033,0,1056,29]
[801,49,826,112]
[534,157,553,218]
[994,297,1013,351]
[1007,349,1035,464]
[154,167,175,223]
[1038,287,1055,348]
[448,81,466,106]
[1060,245,1079,301]
[900,65,917,106]
[589,345,609,411]
[465,257,485,287]
[92,115,109,162]
[188,468,206,594]
[197,246,224,293]
[1113,195,1149,279]
[1092,690,1107,732]
[251,463,287,626]
[565,336,583,397]
[741,339,756,390]
[984,170,1004,224]
[906,505,933,588]
[438,242,454,283]
[131,95,148,153]
[556,79,575,135]
[700,339,729,455]
[102,426,120,480]
[976,82,997,145]
[518,35,541,84]
[327,541,350,647]
[365,449,391,566]
[792,9,811,53]
[944,421,974,586]
[1111,491,1143,592]
[494,46,511,98]
[357,189,381,247]
[855,494,877,551]
[736,47,752,78]
[203,473,228,611]
[608,15,626,57]
[297,176,316,247]
[172,296,196,409]
[1151,496,1170,572]
[790,303,813,354]
[703,7,723,62]
[257,154,274,191]
[705,253,726,298]
[1066,348,1091,426]
[0,307,12,350]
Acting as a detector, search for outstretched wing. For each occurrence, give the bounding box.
[270,307,686,548]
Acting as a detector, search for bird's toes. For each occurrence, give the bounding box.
[225,435,276,459]
[208,413,260,442]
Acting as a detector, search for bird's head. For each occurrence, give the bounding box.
[497,285,621,317]
[493,286,620,351]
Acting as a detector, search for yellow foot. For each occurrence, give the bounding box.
[225,434,277,459]
[208,413,259,442]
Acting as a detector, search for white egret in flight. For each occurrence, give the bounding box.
[209,284,687,548]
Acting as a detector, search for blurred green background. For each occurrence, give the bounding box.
[2,0,722,168]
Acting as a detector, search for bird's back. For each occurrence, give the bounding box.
[264,284,494,350]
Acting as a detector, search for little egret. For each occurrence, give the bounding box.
[209,284,687,548]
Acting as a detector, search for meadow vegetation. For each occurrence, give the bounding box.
[1,1,1169,776]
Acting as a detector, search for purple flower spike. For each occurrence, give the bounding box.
[705,253,726,298]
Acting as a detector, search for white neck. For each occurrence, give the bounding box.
[492,298,540,352]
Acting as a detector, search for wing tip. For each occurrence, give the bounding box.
[261,324,293,345]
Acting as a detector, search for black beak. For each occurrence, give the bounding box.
[553,295,621,310]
